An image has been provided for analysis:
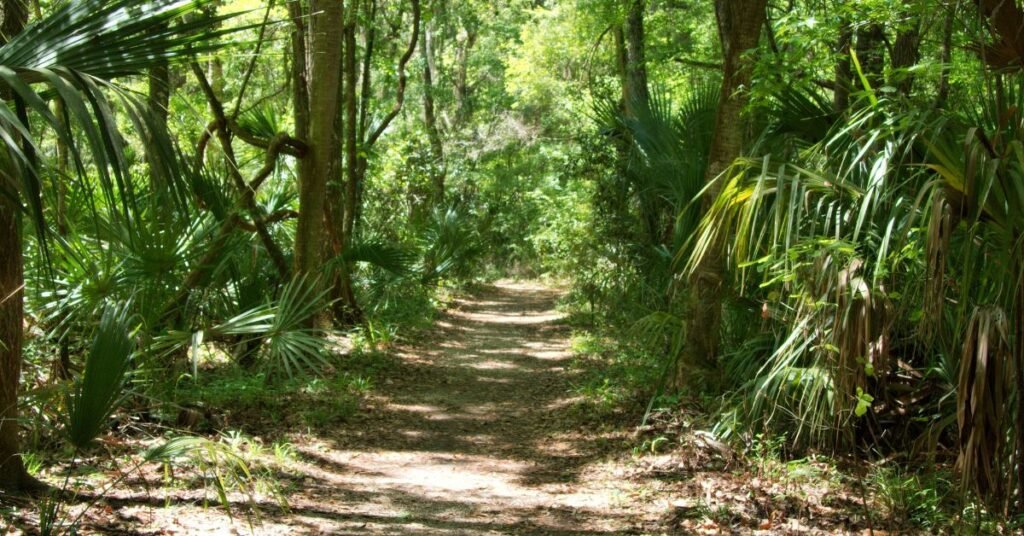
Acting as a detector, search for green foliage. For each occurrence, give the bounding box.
[66,304,136,449]
[568,331,663,416]
[262,276,333,378]
[155,275,335,378]
[144,434,267,516]
[868,465,954,530]
[420,204,484,281]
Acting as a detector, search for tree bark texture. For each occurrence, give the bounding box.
[0,0,35,492]
[890,15,921,97]
[622,0,650,117]
[676,0,766,388]
[855,22,885,91]
[421,16,446,207]
[834,20,852,113]
[293,0,345,279]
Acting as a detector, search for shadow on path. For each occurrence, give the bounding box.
[62,281,647,535]
[279,281,642,534]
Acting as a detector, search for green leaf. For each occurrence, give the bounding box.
[854,387,874,418]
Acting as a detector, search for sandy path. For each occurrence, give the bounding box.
[274,280,641,534]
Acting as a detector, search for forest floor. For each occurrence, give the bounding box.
[9,281,882,534]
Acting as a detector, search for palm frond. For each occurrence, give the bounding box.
[66,303,136,448]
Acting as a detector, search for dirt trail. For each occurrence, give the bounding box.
[17,280,877,534]
[278,280,643,534]
[100,280,863,534]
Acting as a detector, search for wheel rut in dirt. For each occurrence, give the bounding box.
[284,280,638,535]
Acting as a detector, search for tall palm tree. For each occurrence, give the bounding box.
[0,0,237,492]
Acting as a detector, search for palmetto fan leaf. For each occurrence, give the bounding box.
[0,0,240,77]
[591,85,718,253]
[0,0,244,241]
[335,239,418,277]
[66,303,136,448]
[152,275,335,378]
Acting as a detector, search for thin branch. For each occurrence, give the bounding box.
[190,62,290,279]
[365,0,421,148]
[191,60,307,157]
[248,133,292,192]
[230,119,308,157]
[236,209,300,232]
[585,24,614,88]
[764,4,780,56]
[814,79,837,91]
[358,0,378,142]
[229,0,277,122]
[195,119,218,169]
[674,57,722,70]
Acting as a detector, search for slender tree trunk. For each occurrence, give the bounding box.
[623,0,669,247]
[293,0,345,281]
[147,34,172,212]
[1015,264,1024,512]
[622,0,650,117]
[675,0,767,389]
[936,5,955,108]
[318,0,418,322]
[0,0,41,492]
[316,0,362,324]
[890,15,921,97]
[289,0,310,145]
[453,29,476,125]
[0,163,28,491]
[421,17,445,207]
[351,2,376,237]
[52,98,71,380]
[54,102,68,238]
[614,26,627,107]
[834,19,852,113]
[148,63,171,127]
[855,22,885,91]
[342,2,359,250]
[609,25,639,245]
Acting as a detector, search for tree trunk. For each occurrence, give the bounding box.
[855,22,885,91]
[936,5,954,108]
[0,0,41,492]
[332,0,362,323]
[453,28,476,125]
[421,17,446,207]
[622,0,669,247]
[0,170,29,491]
[293,0,345,280]
[675,0,766,389]
[52,98,71,380]
[148,63,171,127]
[834,19,852,113]
[890,15,921,97]
[146,38,172,212]
[289,0,310,144]
[614,26,627,105]
[622,0,650,117]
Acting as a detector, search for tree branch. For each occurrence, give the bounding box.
[365,0,421,148]
[674,57,722,70]
[190,62,291,279]
[236,209,300,232]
